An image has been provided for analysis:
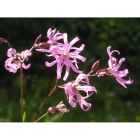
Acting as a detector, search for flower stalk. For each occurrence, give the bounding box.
[34,112,48,122]
[31,78,58,122]
[20,62,24,122]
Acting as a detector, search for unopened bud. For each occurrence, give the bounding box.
[47,101,69,117]
[91,60,100,72]
[0,37,7,44]
[34,34,42,44]
[48,106,59,116]
[34,42,51,49]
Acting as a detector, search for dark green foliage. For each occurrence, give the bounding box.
[0,18,139,122]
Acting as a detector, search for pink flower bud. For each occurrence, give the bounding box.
[47,101,69,116]
[34,34,42,44]
[48,106,59,116]
[91,60,100,72]
[0,37,7,44]
[34,42,51,49]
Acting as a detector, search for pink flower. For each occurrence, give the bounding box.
[107,46,133,88]
[37,33,86,80]
[96,46,133,88]
[59,73,97,111]
[5,48,32,73]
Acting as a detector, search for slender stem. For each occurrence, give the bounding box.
[6,41,13,48]
[87,71,97,77]
[31,78,58,122]
[20,63,24,122]
[22,45,35,62]
[34,112,48,122]
[5,41,17,55]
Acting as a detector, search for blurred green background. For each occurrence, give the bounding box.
[0,18,139,122]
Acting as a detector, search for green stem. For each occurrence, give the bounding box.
[20,63,24,122]
[34,112,48,122]
[31,78,58,122]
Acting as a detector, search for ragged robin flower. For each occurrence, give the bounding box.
[36,33,86,81]
[58,73,97,111]
[5,48,32,73]
[96,46,133,88]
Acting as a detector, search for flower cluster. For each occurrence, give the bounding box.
[1,28,133,115]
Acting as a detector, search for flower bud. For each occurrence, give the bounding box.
[34,42,51,49]
[0,37,7,44]
[34,34,42,44]
[47,101,69,116]
[48,106,59,116]
[91,60,100,72]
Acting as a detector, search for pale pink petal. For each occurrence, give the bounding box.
[65,83,77,107]
[68,96,77,107]
[107,46,119,68]
[63,33,68,48]
[71,44,85,52]
[57,57,63,79]
[7,48,16,57]
[54,35,63,41]
[75,55,86,62]
[111,49,120,55]
[47,28,56,38]
[65,83,75,96]
[125,77,133,85]
[71,58,79,69]
[115,76,133,88]
[108,56,117,68]
[63,65,70,81]
[77,86,97,94]
[45,60,57,67]
[76,73,90,85]
[115,69,129,77]
[107,46,112,57]
[107,46,120,57]
[114,58,125,70]
[69,37,80,48]
[64,59,82,74]
[76,93,91,111]
[70,52,86,62]
[5,58,17,73]
[22,63,31,69]
[21,50,32,58]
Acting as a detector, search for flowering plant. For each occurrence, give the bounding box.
[0,28,133,122]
